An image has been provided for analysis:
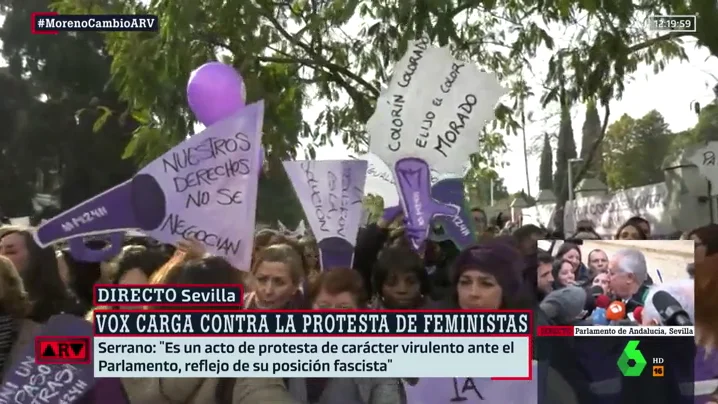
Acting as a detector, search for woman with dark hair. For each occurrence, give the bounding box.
[688,223,718,265]
[58,250,102,313]
[614,219,648,240]
[552,259,576,289]
[0,229,79,321]
[442,237,530,310]
[555,242,589,284]
[370,244,430,309]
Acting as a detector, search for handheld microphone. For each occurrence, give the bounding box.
[653,290,693,326]
[592,307,609,325]
[589,285,604,298]
[633,306,644,324]
[606,301,626,321]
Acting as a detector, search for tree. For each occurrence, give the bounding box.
[553,100,577,200]
[0,0,138,211]
[603,110,672,190]
[465,167,510,208]
[539,133,553,191]
[581,99,604,180]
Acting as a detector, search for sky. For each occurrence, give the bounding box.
[3,13,717,196]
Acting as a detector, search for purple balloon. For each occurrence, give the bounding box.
[187,62,246,126]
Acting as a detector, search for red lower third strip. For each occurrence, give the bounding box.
[537,326,574,337]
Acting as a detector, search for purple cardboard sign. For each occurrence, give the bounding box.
[283,159,368,270]
[404,367,537,404]
[394,158,458,251]
[430,178,476,249]
[68,233,124,262]
[0,315,95,404]
[34,102,265,270]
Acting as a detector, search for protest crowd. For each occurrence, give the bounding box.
[0,209,709,403]
[0,39,710,404]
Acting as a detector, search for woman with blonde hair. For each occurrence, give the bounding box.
[0,255,40,372]
[245,244,305,309]
[120,256,296,404]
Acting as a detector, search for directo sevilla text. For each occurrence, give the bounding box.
[93,311,531,335]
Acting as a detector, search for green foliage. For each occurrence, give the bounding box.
[0,0,139,212]
[553,102,577,199]
[539,133,553,191]
[362,194,384,224]
[603,110,673,190]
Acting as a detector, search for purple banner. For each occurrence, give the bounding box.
[429,178,475,249]
[0,315,95,404]
[283,160,367,270]
[393,157,458,251]
[35,102,265,270]
[405,367,536,403]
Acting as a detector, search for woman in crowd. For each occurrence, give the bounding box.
[555,242,589,284]
[0,228,80,321]
[286,267,404,404]
[614,219,648,240]
[244,243,305,309]
[688,223,718,265]
[369,244,430,309]
[440,237,528,310]
[0,255,39,373]
[552,259,576,289]
[120,256,297,404]
[57,249,102,313]
[590,271,610,294]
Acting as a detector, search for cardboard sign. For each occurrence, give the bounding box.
[0,315,95,404]
[34,102,265,270]
[67,233,124,262]
[283,160,367,270]
[366,36,505,250]
[404,372,537,404]
[429,178,476,248]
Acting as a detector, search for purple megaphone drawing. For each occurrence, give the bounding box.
[34,174,167,248]
[393,157,459,251]
[430,178,476,249]
[1,314,96,403]
[68,232,125,262]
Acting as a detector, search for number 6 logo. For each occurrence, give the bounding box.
[617,340,647,376]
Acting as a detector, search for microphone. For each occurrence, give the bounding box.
[596,294,610,309]
[589,285,604,298]
[539,286,587,325]
[633,306,644,324]
[653,290,693,326]
[606,301,626,321]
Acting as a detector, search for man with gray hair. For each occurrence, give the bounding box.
[608,249,651,310]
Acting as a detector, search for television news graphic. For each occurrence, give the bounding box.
[537,325,694,337]
[32,13,159,34]
[35,337,90,365]
[606,300,626,321]
[93,284,244,306]
[92,310,532,378]
[653,290,693,326]
[1,315,95,404]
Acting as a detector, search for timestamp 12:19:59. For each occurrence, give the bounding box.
[649,15,697,32]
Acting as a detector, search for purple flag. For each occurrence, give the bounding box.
[0,315,95,404]
[394,158,458,251]
[429,178,475,249]
[34,102,265,270]
[283,160,368,270]
[404,367,536,404]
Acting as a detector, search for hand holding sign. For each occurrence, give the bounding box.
[35,102,265,270]
[367,36,505,250]
[2,315,95,404]
[283,160,367,270]
[430,178,476,248]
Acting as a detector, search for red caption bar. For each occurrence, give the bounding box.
[537,326,574,337]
